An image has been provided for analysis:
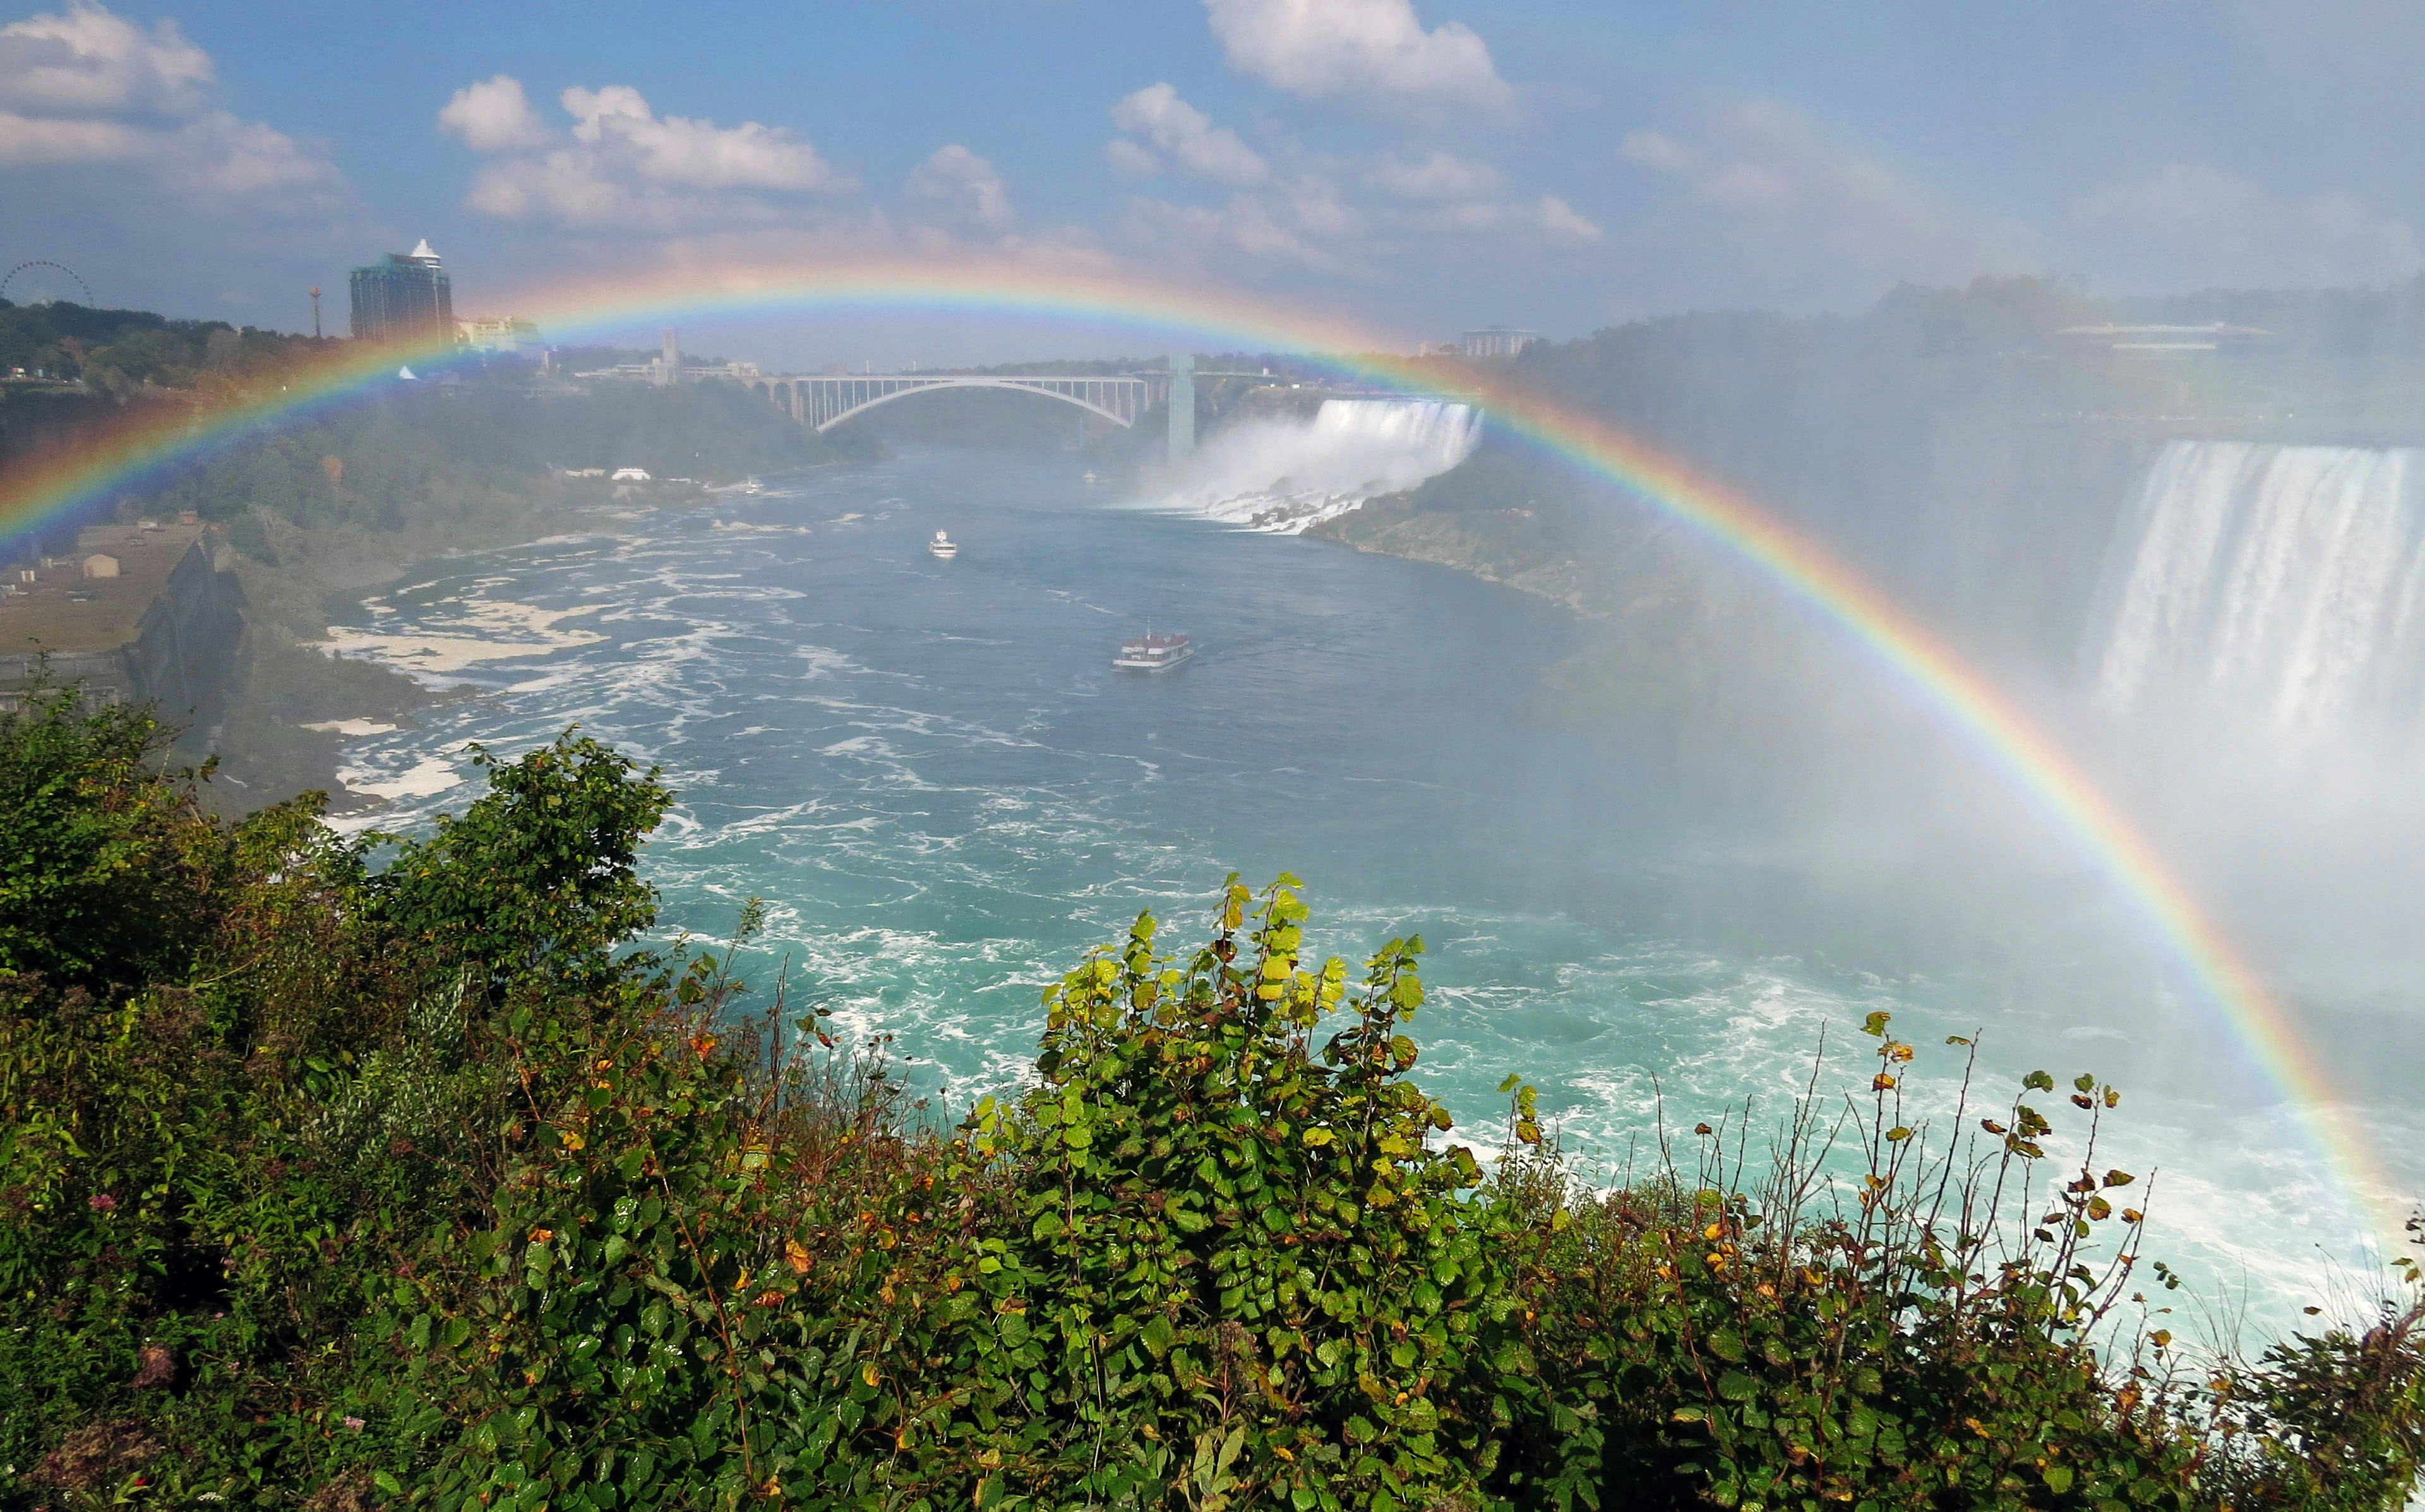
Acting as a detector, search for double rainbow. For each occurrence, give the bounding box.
[2,258,2405,1242]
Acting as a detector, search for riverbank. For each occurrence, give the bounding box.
[194,479,696,813]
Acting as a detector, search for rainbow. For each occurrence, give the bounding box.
[3,258,2407,1242]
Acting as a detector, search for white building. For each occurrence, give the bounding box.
[458,316,543,353]
[1459,328,1540,359]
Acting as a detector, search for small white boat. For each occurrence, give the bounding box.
[739,476,765,496]
[1114,627,1192,672]
[928,530,959,559]
[1082,470,1100,485]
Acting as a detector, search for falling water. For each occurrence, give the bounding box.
[2087,440,2425,732]
[1166,398,1483,533]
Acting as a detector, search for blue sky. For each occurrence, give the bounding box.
[4,0,2422,364]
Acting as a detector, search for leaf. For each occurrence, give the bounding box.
[1142,1314,1177,1359]
[1862,1011,1891,1037]
[2024,1069,2056,1092]
[1884,1126,1912,1143]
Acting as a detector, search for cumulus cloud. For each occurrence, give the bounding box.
[907,143,1011,229]
[438,73,551,153]
[1120,192,1357,275]
[1531,194,1600,242]
[1411,191,1598,242]
[1103,136,1159,177]
[1615,102,2023,285]
[2068,164,2422,290]
[1202,0,1510,107]
[1108,83,1266,186]
[1615,129,1700,176]
[1370,149,1497,199]
[450,78,854,229]
[0,0,208,116]
[0,0,346,224]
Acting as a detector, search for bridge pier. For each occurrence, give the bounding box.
[1168,354,1194,461]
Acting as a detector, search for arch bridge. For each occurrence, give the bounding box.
[753,373,1163,433]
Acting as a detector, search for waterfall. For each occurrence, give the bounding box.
[1167,398,1483,533]
[2086,440,2425,731]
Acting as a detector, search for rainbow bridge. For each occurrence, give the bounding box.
[752,372,1165,432]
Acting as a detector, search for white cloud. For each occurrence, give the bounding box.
[1202,0,1510,107]
[563,85,847,192]
[0,0,208,116]
[1615,129,1700,175]
[1122,193,1356,275]
[453,80,854,229]
[0,1,344,217]
[1411,191,1598,242]
[1615,102,2023,285]
[2068,163,2422,290]
[438,74,552,153]
[907,143,1011,229]
[1370,149,1497,199]
[1531,194,1600,242]
[1103,136,1159,177]
[1109,83,1266,186]
[0,107,129,161]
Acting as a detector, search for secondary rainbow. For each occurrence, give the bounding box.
[3,258,2404,1241]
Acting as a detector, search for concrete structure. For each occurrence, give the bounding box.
[82,553,119,578]
[349,239,454,345]
[656,328,678,387]
[1168,354,1195,460]
[753,372,1161,432]
[1459,328,1539,359]
[0,521,242,719]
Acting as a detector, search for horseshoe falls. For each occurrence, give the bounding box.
[2088,441,2425,736]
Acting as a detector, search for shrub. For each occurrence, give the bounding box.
[3,693,2419,1510]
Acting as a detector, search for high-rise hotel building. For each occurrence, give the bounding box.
[349,239,454,344]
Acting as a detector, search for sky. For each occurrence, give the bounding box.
[4,0,2424,366]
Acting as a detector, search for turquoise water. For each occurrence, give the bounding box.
[325,450,2403,1318]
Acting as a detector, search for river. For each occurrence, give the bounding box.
[321,448,2404,1326]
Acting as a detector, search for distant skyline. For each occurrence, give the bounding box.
[4,0,2422,366]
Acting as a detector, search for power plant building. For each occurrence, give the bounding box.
[349,240,455,344]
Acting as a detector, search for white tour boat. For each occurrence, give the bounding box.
[1114,628,1193,672]
[928,530,959,559]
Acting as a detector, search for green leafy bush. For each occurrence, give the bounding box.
[3,693,2419,1511]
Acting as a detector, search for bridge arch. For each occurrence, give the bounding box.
[769,374,1157,433]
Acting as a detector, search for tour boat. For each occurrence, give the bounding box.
[928,530,959,559]
[1113,627,1193,672]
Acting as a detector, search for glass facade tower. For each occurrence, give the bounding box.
[348,240,454,345]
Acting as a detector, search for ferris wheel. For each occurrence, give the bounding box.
[1,260,93,305]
